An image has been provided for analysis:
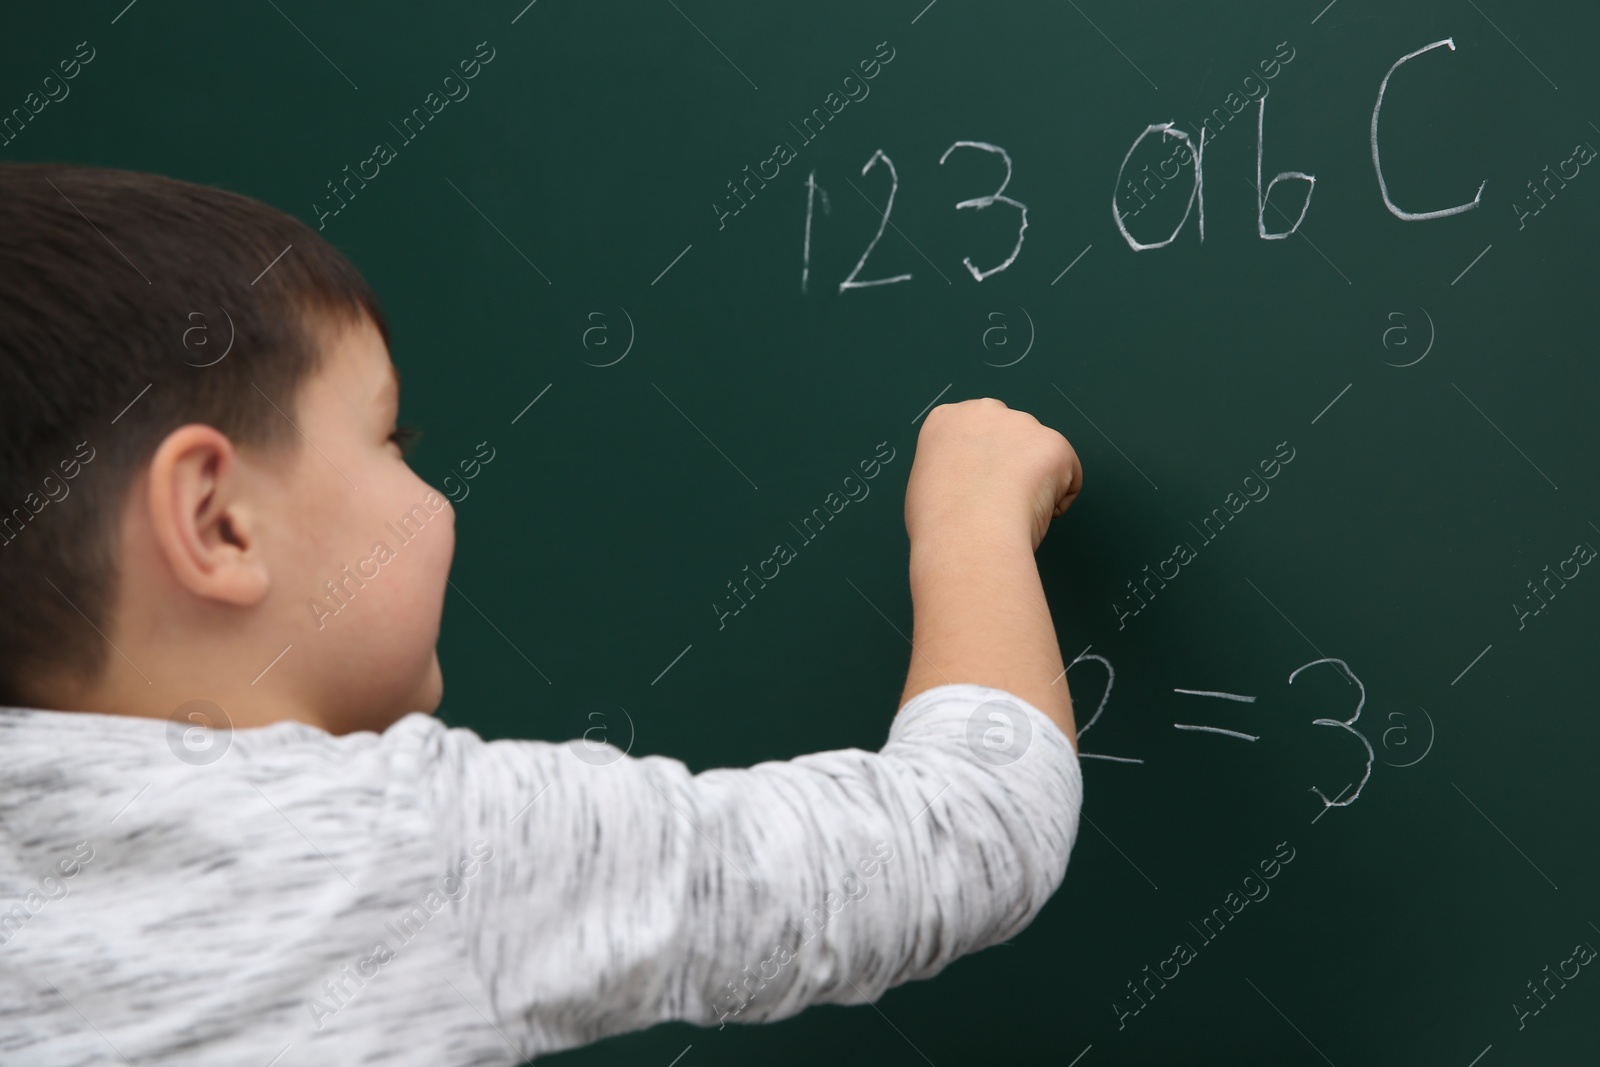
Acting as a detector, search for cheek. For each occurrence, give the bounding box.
[275,469,373,613]
[371,486,454,621]
[306,468,453,647]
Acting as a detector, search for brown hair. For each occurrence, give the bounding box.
[0,162,389,704]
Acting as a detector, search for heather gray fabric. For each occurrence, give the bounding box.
[0,682,1081,1064]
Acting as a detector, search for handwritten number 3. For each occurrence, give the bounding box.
[1288,657,1375,810]
[939,140,1029,281]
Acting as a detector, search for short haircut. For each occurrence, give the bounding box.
[0,162,389,705]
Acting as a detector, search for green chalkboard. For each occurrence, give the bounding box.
[8,0,1599,1063]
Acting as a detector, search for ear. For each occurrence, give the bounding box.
[146,424,271,606]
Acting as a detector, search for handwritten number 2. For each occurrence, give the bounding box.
[939,140,1029,281]
[1069,651,1145,764]
[839,150,912,292]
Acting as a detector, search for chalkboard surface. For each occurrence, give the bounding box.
[8,1,1599,1063]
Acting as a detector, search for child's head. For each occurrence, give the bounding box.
[0,163,454,734]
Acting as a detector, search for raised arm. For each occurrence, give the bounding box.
[898,398,1083,747]
[426,399,1086,1058]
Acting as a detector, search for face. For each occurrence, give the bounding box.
[251,312,454,732]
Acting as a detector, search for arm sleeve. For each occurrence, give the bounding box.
[421,682,1082,1055]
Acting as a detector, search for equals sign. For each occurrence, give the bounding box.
[1172,688,1260,741]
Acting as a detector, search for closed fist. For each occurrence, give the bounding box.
[904,398,1082,553]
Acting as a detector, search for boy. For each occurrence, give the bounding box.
[0,163,1084,1065]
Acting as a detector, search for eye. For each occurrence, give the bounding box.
[388,423,421,455]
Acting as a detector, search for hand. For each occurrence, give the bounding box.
[904,398,1082,553]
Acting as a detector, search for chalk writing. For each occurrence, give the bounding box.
[1113,123,1206,251]
[938,140,1028,280]
[784,34,1490,280]
[1128,39,1300,233]
[1068,650,1143,765]
[1122,40,1296,226]
[1254,94,1315,239]
[1173,689,1261,741]
[1198,40,1297,143]
[1288,657,1374,812]
[839,150,912,292]
[1371,38,1484,221]
[800,170,830,294]
[805,140,1029,292]
[715,40,895,232]
[1174,724,1259,741]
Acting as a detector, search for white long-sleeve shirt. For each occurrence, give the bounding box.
[0,682,1082,1065]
